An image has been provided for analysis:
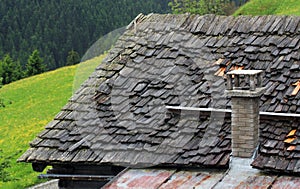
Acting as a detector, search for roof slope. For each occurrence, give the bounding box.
[252,119,300,173]
[19,14,300,173]
[103,167,300,189]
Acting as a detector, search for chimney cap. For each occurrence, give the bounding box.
[226,69,265,97]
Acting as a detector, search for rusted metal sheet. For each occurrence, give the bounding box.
[102,169,175,189]
[272,176,300,189]
[161,171,223,189]
[103,168,300,189]
[214,158,262,189]
[103,169,225,189]
[234,175,276,189]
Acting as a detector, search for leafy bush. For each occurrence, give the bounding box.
[169,0,233,15]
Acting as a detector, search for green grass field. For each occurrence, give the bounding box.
[0,55,104,188]
[234,0,300,16]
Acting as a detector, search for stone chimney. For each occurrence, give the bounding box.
[226,70,265,158]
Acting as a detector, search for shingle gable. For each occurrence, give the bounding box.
[19,14,300,174]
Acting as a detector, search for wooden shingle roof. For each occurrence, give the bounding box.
[19,14,300,173]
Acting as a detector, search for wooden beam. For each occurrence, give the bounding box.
[38,174,114,181]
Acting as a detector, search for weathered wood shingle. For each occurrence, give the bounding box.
[19,14,300,173]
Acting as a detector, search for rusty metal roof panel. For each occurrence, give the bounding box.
[234,175,276,189]
[272,176,300,189]
[102,169,176,189]
[161,171,224,189]
[103,169,225,189]
[103,167,300,189]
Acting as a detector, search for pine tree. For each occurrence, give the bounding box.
[0,61,3,87]
[0,71,3,107]
[0,83,3,107]
[0,0,171,71]
[26,49,45,77]
[0,54,23,84]
[66,50,81,66]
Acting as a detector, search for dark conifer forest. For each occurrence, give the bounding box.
[0,0,170,84]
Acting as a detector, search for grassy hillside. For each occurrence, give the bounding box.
[0,55,105,188]
[234,0,300,15]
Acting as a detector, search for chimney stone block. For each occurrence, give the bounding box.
[226,70,265,158]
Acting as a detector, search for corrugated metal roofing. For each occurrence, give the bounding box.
[103,158,300,189]
[272,176,300,189]
[102,169,176,189]
[160,171,224,189]
[102,169,225,189]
